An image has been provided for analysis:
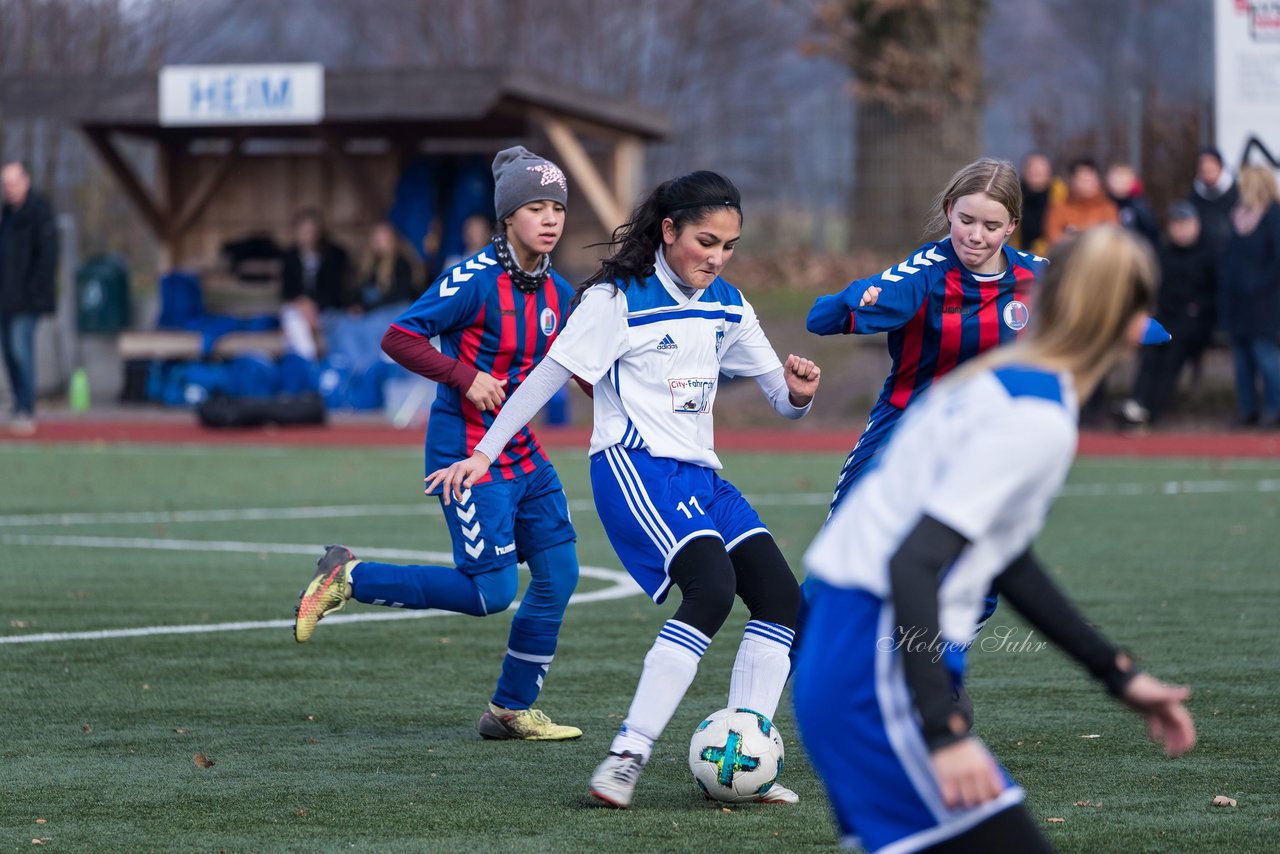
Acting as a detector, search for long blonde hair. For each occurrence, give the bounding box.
[357,223,411,294]
[1237,165,1280,212]
[924,158,1022,237]
[963,225,1156,379]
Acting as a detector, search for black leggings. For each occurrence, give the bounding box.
[921,804,1054,853]
[667,533,800,638]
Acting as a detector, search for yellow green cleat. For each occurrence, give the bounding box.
[294,545,357,643]
[476,703,583,741]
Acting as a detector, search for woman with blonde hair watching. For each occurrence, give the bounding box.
[1218,164,1280,429]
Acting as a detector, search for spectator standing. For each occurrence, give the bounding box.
[1121,202,1218,427]
[280,208,350,361]
[1012,152,1060,256]
[1043,158,1119,249]
[1189,147,1240,255]
[1218,165,1280,428]
[0,161,58,436]
[1107,162,1160,247]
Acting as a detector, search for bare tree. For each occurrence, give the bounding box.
[811,0,988,253]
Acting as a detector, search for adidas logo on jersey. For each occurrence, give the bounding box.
[657,334,679,351]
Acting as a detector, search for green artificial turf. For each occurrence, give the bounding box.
[1,444,1277,852]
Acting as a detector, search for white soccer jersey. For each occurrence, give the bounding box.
[804,364,1079,642]
[547,264,782,469]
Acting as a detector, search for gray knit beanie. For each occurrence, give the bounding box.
[492,146,568,223]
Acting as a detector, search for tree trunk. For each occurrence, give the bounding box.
[853,99,980,253]
[845,0,987,254]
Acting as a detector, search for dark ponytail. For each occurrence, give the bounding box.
[574,171,742,304]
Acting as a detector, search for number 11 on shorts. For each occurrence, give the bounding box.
[676,496,705,519]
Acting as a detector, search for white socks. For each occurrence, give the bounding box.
[610,620,710,760]
[726,620,795,720]
[609,619,796,760]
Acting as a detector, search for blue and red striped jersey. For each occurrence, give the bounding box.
[807,240,1047,410]
[390,245,575,482]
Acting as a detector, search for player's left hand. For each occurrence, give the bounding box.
[1120,672,1197,757]
[424,452,492,505]
[784,354,820,407]
[929,736,1005,809]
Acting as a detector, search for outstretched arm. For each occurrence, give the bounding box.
[807,262,930,336]
[993,549,1196,757]
[424,356,573,503]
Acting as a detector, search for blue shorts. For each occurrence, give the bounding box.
[792,579,1023,853]
[590,446,767,603]
[438,462,575,575]
[829,401,904,513]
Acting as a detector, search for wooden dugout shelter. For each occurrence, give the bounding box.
[0,66,669,275]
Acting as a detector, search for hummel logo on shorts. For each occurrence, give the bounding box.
[657,334,678,351]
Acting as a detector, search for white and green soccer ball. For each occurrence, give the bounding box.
[688,707,785,803]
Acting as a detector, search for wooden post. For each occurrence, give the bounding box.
[612,136,644,216]
[169,131,247,247]
[82,127,167,240]
[316,127,383,222]
[532,110,625,232]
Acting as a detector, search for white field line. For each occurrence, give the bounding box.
[2,478,1278,530]
[0,538,641,645]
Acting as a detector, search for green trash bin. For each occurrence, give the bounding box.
[76,254,131,334]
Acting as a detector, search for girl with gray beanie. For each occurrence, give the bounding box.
[295,146,587,743]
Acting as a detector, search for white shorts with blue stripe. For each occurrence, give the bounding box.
[589,445,769,603]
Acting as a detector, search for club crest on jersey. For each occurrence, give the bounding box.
[715,329,725,354]
[657,333,679,351]
[540,307,558,336]
[1003,300,1030,331]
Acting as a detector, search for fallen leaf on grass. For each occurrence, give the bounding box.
[1046,817,1065,823]
[1211,795,1237,807]
[304,715,316,722]
[438,637,451,645]
[1073,800,1101,807]
[32,838,51,844]
[193,753,215,769]
[306,736,318,745]
[34,819,46,825]
[721,807,732,814]
[10,620,29,628]
[295,809,307,818]
[82,724,92,733]
[1080,734,1101,739]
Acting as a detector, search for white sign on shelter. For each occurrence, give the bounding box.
[159,64,324,126]
[1215,1,1280,166]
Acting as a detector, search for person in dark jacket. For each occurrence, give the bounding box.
[0,161,58,435]
[1121,202,1218,426]
[1107,162,1160,248]
[1188,147,1239,255]
[1218,165,1280,428]
[279,208,350,360]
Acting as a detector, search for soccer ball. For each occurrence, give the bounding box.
[688,707,785,803]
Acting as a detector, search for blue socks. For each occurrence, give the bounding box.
[492,616,560,709]
[350,561,517,617]
[491,540,579,710]
[347,539,579,712]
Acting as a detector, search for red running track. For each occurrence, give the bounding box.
[2,419,1278,458]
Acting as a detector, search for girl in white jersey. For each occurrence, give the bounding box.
[794,225,1196,853]
[427,171,821,808]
